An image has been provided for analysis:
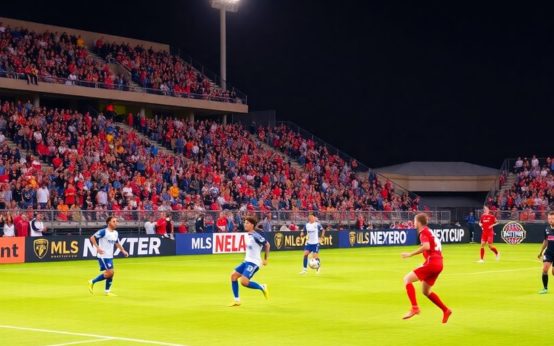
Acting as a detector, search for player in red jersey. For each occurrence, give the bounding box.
[478,206,499,263]
[401,213,452,323]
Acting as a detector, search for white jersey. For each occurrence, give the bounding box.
[244,232,268,267]
[305,222,323,245]
[93,228,120,259]
[30,219,45,237]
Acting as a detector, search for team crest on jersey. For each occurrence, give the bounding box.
[274,233,284,250]
[33,239,49,259]
[501,222,526,245]
[349,232,356,246]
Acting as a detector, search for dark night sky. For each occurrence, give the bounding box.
[2,1,554,168]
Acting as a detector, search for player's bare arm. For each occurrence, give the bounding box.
[262,242,270,266]
[401,242,430,258]
[538,240,547,259]
[116,243,129,257]
[89,235,104,255]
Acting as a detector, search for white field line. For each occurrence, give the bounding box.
[46,338,113,346]
[0,325,186,346]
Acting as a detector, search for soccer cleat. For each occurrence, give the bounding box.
[539,288,548,294]
[442,309,452,324]
[228,301,241,307]
[262,284,269,300]
[105,291,117,297]
[402,307,421,320]
[299,269,307,275]
[477,259,485,263]
[88,280,94,295]
[495,253,501,261]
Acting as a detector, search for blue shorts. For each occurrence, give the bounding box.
[98,258,114,271]
[304,243,320,253]
[234,261,259,279]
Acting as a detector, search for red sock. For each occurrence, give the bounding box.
[480,248,484,260]
[428,292,448,312]
[490,247,498,255]
[405,283,418,308]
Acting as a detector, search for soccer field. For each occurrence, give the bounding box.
[0,244,548,346]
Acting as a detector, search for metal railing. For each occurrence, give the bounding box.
[484,158,511,205]
[0,72,246,104]
[476,208,549,223]
[11,209,451,235]
[271,121,419,200]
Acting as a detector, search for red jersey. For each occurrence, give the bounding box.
[419,227,442,261]
[480,214,497,233]
[155,218,167,235]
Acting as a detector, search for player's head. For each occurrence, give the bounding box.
[106,216,118,229]
[483,206,490,214]
[548,211,554,226]
[414,213,428,230]
[308,213,316,223]
[244,216,257,232]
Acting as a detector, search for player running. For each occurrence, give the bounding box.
[478,206,500,263]
[229,216,270,307]
[538,211,554,294]
[88,216,129,296]
[401,213,452,323]
[299,213,325,274]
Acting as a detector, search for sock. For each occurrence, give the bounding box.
[543,273,549,289]
[490,247,498,255]
[303,256,308,269]
[232,280,239,300]
[480,248,485,260]
[405,283,418,308]
[428,292,448,312]
[92,273,106,284]
[105,278,113,291]
[247,281,263,291]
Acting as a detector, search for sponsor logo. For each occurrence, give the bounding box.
[274,233,284,250]
[33,239,48,259]
[83,237,162,257]
[501,222,526,245]
[191,236,212,250]
[430,228,465,243]
[213,233,247,254]
[32,238,79,260]
[349,230,408,246]
[0,237,25,263]
[349,231,356,246]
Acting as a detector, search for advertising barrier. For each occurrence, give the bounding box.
[428,225,469,244]
[176,233,213,255]
[213,233,248,254]
[489,222,545,244]
[266,231,339,251]
[0,237,25,264]
[339,229,418,248]
[25,235,176,263]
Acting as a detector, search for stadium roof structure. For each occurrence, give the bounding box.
[374,161,499,192]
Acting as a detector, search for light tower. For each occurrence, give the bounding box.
[210,0,240,91]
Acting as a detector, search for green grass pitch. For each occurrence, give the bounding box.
[0,244,549,345]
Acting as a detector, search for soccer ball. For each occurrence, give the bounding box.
[308,258,320,270]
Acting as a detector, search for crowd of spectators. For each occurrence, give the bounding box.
[0,24,130,90]
[95,40,239,102]
[486,155,554,220]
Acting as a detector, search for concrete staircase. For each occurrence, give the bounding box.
[246,132,304,172]
[115,122,175,157]
[498,173,517,195]
[86,49,143,91]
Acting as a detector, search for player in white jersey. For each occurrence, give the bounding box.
[229,216,270,307]
[299,213,326,274]
[88,216,129,296]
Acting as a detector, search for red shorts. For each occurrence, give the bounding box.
[414,259,443,286]
[481,231,494,243]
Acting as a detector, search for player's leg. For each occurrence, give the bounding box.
[89,258,108,294]
[422,282,452,324]
[479,239,486,262]
[402,271,421,319]
[239,264,268,300]
[104,269,114,294]
[540,261,552,294]
[312,245,321,273]
[300,249,311,274]
[487,235,499,259]
[230,270,242,305]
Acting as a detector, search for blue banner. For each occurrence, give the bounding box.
[338,229,418,248]
[175,233,213,255]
